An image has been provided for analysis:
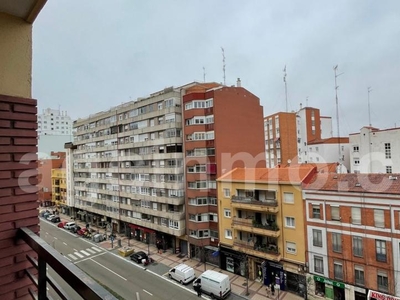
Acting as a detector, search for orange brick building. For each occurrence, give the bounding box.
[303,173,400,300]
[183,81,266,263]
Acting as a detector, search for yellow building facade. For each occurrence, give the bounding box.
[217,166,316,297]
[51,168,67,207]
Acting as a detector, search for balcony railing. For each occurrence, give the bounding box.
[231,196,278,207]
[17,227,116,300]
[233,239,281,261]
[232,217,280,238]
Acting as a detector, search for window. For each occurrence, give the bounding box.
[377,271,389,292]
[284,192,294,204]
[169,220,179,229]
[355,266,364,286]
[376,240,386,262]
[223,188,230,198]
[225,229,232,239]
[353,236,363,257]
[374,209,385,228]
[353,146,359,152]
[351,207,361,224]
[224,209,231,218]
[314,256,324,274]
[332,233,342,253]
[386,166,392,174]
[334,261,343,280]
[331,206,340,221]
[312,229,322,247]
[354,159,360,165]
[312,205,321,219]
[286,242,296,254]
[385,143,391,159]
[285,217,295,228]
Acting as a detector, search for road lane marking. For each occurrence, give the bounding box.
[81,250,90,256]
[54,237,58,240]
[63,242,67,246]
[92,247,102,253]
[74,252,84,258]
[73,249,78,252]
[87,248,96,254]
[68,254,77,260]
[74,252,106,264]
[143,289,153,296]
[90,258,127,281]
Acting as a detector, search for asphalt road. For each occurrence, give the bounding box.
[40,220,203,300]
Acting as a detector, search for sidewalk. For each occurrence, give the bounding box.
[57,212,303,300]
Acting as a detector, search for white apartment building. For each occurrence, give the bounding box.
[307,138,350,172]
[71,85,194,253]
[349,126,400,174]
[37,108,72,136]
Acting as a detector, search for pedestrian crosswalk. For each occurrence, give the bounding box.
[67,247,103,261]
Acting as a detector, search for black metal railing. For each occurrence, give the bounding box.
[17,227,116,300]
[231,196,278,207]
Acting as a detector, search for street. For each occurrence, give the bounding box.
[40,220,204,300]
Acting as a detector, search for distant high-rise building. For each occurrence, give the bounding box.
[265,106,349,171]
[37,108,73,158]
[37,108,73,136]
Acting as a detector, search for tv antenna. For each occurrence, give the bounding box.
[221,47,226,85]
[283,65,288,112]
[334,65,344,170]
[203,67,206,83]
[368,86,373,126]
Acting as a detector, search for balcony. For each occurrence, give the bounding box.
[16,227,116,300]
[232,217,280,238]
[231,196,278,213]
[233,239,281,262]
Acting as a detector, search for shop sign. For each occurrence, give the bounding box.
[313,275,345,289]
[368,290,400,300]
[268,261,283,270]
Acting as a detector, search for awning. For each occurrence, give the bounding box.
[77,211,86,216]
[205,245,219,251]
[128,224,155,234]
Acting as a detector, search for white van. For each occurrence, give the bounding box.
[64,222,76,230]
[168,264,195,285]
[193,270,231,299]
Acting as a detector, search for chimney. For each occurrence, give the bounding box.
[236,78,241,87]
[300,103,303,109]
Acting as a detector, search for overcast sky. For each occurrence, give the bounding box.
[33,0,400,136]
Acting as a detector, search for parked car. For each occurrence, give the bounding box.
[77,228,88,236]
[130,251,148,264]
[193,270,231,299]
[168,264,196,285]
[42,211,51,219]
[58,221,67,228]
[72,225,82,233]
[46,214,55,221]
[49,216,60,223]
[64,222,76,230]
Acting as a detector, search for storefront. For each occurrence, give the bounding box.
[262,260,285,291]
[354,286,368,300]
[368,290,400,300]
[220,246,244,276]
[314,275,346,300]
[286,270,306,297]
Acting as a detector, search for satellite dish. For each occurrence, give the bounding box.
[287,159,292,164]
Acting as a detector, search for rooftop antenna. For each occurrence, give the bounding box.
[334,65,344,172]
[283,65,288,112]
[221,47,226,85]
[368,86,372,126]
[203,67,206,83]
[306,96,309,107]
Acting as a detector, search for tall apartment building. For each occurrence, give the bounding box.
[51,168,66,209]
[217,166,316,298]
[304,173,400,300]
[37,108,72,136]
[183,81,266,263]
[349,126,400,174]
[37,108,73,158]
[71,84,190,252]
[265,106,349,170]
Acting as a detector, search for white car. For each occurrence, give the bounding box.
[46,214,55,221]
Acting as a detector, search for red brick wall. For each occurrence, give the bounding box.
[0,94,39,299]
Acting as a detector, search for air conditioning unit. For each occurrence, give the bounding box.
[389,176,398,180]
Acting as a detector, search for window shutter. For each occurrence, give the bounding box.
[374,210,385,228]
[331,206,340,220]
[352,207,361,224]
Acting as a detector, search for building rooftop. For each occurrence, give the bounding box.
[218,165,316,184]
[303,173,400,194]
[307,137,349,145]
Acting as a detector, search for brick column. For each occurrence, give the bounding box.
[0,94,39,299]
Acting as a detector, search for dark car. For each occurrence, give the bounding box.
[72,225,82,233]
[130,251,148,264]
[49,216,60,223]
